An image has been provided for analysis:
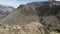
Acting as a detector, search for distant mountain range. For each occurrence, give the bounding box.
[0,5,15,19]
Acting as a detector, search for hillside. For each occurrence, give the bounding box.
[1,1,60,34]
[0,22,60,34]
[17,21,60,34]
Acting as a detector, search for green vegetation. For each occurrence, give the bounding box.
[36,5,60,16]
[17,5,24,9]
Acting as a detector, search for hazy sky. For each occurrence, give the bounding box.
[0,0,60,8]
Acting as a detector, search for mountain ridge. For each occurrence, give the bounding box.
[0,5,15,20]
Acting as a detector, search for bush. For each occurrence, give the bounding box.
[36,5,60,16]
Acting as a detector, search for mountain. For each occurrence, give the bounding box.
[1,1,60,34]
[1,1,60,25]
[0,5,15,19]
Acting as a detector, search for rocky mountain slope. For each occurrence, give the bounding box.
[1,1,60,34]
[0,5,15,19]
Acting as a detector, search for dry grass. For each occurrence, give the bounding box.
[0,21,60,34]
[50,32,60,34]
[18,21,45,34]
[0,27,14,34]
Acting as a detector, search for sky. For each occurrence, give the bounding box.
[0,0,60,8]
